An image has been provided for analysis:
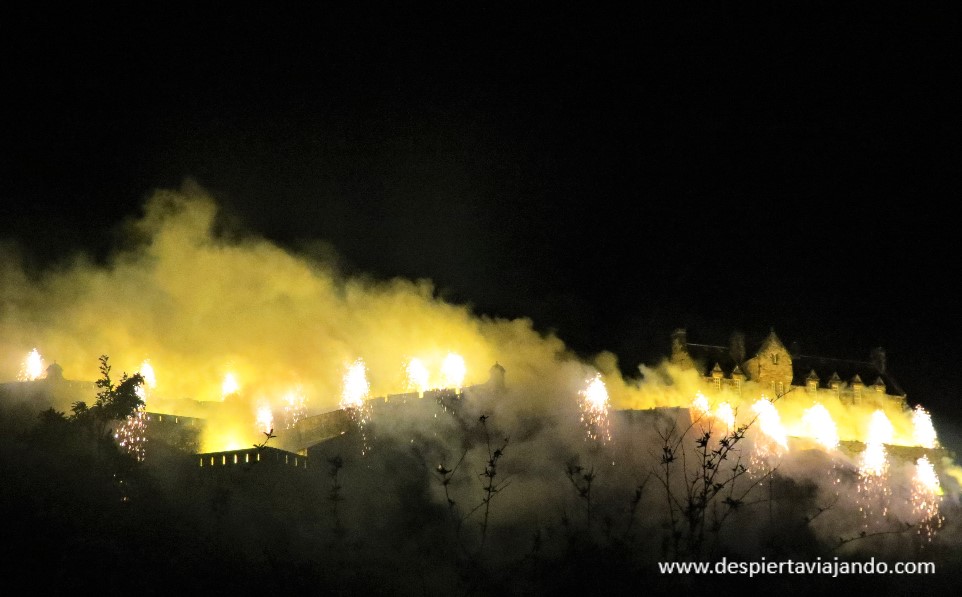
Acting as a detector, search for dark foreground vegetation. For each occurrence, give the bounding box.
[2,359,961,596]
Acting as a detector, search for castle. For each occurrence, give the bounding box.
[0,334,938,472]
[668,327,906,409]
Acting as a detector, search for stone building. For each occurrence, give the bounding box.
[669,328,907,408]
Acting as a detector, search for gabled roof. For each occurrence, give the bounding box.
[671,328,906,397]
[790,353,904,396]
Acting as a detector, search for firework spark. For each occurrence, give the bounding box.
[18,348,44,381]
[341,359,370,409]
[282,387,307,429]
[441,352,466,391]
[221,372,240,400]
[405,357,430,396]
[690,393,710,418]
[116,406,148,462]
[255,401,274,435]
[579,373,611,443]
[801,403,839,451]
[136,359,157,405]
[912,405,939,449]
[748,398,787,480]
[751,398,788,451]
[341,359,373,455]
[715,401,735,430]
[856,410,894,526]
[911,455,944,543]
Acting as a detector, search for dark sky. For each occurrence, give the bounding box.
[3,6,961,424]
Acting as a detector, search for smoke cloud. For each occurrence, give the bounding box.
[2,183,961,592]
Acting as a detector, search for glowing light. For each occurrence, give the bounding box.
[406,357,430,396]
[18,348,44,381]
[341,359,373,455]
[282,388,306,429]
[856,410,894,526]
[801,403,839,450]
[340,359,370,409]
[912,455,944,542]
[751,398,788,451]
[579,373,611,443]
[221,372,240,399]
[715,402,735,430]
[915,455,941,493]
[136,359,156,405]
[441,352,466,390]
[859,441,889,478]
[255,401,274,435]
[913,405,939,449]
[139,360,157,390]
[115,406,148,462]
[690,393,710,416]
[867,409,894,446]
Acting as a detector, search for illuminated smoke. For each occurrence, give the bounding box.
[859,441,889,478]
[405,357,430,396]
[255,400,274,435]
[340,359,370,409]
[221,372,240,400]
[911,455,944,542]
[282,387,307,429]
[867,409,895,446]
[715,401,735,430]
[341,359,372,454]
[748,397,787,480]
[857,410,895,526]
[690,393,710,418]
[579,373,611,443]
[751,398,788,451]
[1,187,958,482]
[136,359,157,405]
[440,352,466,391]
[912,405,939,449]
[801,403,839,451]
[139,359,157,390]
[690,394,734,432]
[18,348,44,381]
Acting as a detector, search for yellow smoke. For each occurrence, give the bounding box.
[0,185,576,451]
[0,183,953,456]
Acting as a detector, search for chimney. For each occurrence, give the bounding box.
[729,331,745,364]
[870,347,886,374]
[488,362,506,392]
[671,328,688,355]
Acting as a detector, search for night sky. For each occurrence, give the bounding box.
[4,6,961,429]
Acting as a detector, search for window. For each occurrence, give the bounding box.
[771,353,779,365]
